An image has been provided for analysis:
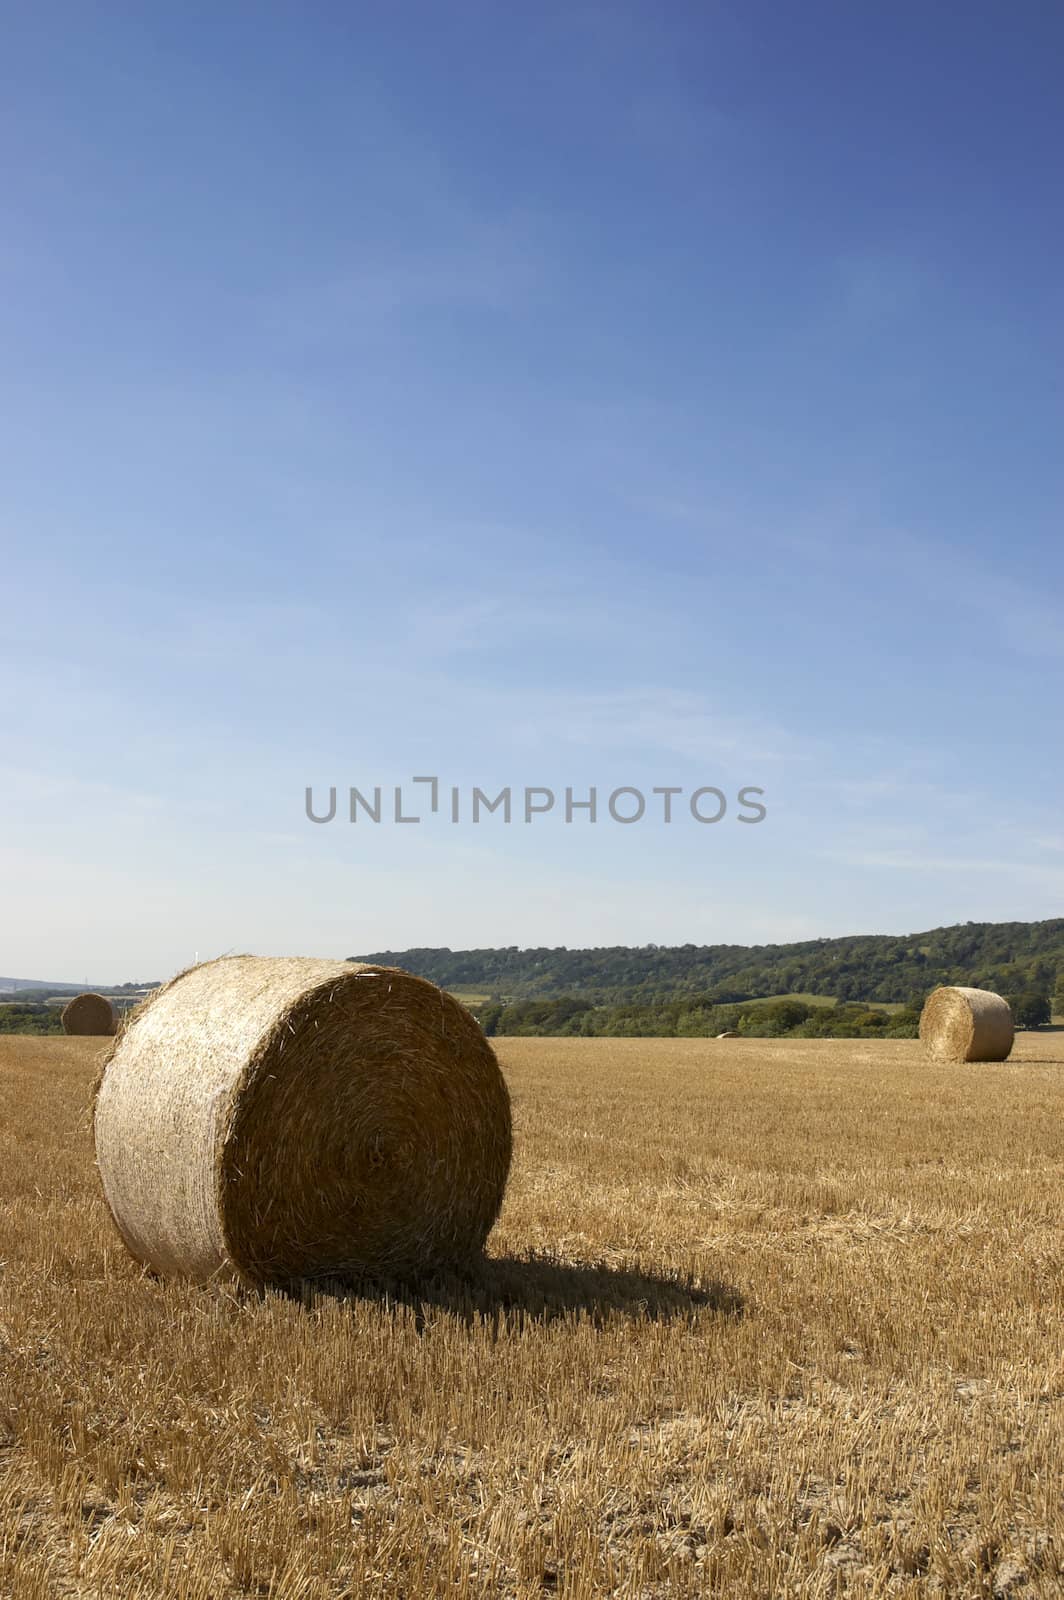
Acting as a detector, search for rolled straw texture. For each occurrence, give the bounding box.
[62,992,115,1036]
[918,985,1014,1063]
[93,956,512,1287]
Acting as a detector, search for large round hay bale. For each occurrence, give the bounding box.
[918,985,1014,1062]
[93,956,512,1287]
[62,992,115,1036]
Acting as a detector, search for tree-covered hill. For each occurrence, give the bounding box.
[355,918,1064,1009]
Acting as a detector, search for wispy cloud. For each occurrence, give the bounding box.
[820,843,1064,892]
[834,248,934,327]
[262,215,551,346]
[0,764,163,819]
[834,525,1064,664]
[451,685,803,770]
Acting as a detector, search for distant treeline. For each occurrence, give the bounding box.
[474,995,923,1039]
[358,919,1064,1011]
[0,1004,63,1035]
[0,985,151,1037]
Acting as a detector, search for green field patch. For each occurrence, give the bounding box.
[752,992,905,1012]
[447,989,493,1007]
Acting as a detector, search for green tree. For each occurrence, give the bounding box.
[477,1003,503,1036]
[1014,992,1050,1029]
[764,999,811,1031]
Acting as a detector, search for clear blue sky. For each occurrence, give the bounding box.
[2,2,1062,981]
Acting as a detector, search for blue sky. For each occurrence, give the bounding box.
[2,1,1062,981]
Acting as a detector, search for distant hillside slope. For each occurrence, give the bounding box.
[355,919,1064,1006]
[0,978,83,994]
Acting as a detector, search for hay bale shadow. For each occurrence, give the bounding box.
[282,1252,743,1329]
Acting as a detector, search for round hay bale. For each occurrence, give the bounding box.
[716,1031,741,1039]
[93,956,512,1287]
[62,992,115,1036]
[918,985,1014,1062]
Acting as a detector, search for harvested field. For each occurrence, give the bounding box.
[1,1031,1063,1597]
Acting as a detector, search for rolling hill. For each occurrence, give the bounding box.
[355,918,1064,1007]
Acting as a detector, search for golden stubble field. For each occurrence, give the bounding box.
[1,1033,1063,1599]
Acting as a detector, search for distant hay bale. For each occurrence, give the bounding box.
[93,956,513,1288]
[918,986,1014,1063]
[716,1031,741,1039]
[61,992,115,1036]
